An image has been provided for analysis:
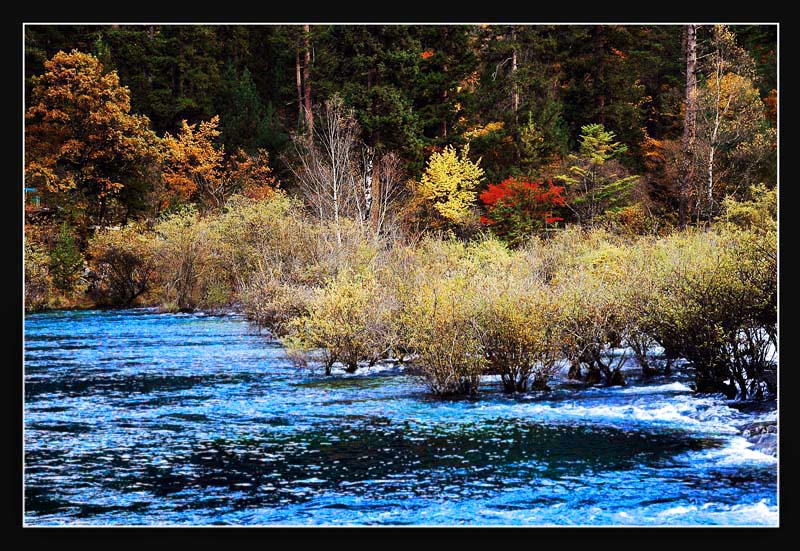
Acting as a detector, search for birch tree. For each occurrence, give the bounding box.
[352,148,408,236]
[692,25,775,222]
[289,95,359,244]
[290,95,407,241]
[371,152,408,237]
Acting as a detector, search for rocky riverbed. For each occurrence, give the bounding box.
[741,421,778,457]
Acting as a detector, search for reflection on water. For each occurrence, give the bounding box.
[24,309,778,525]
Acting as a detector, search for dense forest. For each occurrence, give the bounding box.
[24,25,776,223]
[23,24,777,400]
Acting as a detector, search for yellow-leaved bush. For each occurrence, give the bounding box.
[474,276,563,392]
[399,271,485,396]
[70,191,776,399]
[287,269,395,375]
[87,222,159,307]
[414,144,485,227]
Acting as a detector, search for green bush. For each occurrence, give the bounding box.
[49,223,84,293]
[211,193,312,288]
[555,273,629,386]
[721,183,776,233]
[547,234,633,386]
[217,193,383,327]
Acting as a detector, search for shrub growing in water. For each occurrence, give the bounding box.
[240,276,313,338]
[288,270,394,375]
[555,246,631,387]
[399,263,485,396]
[475,279,563,392]
[617,236,676,377]
[647,228,776,399]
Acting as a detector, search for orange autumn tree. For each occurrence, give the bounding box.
[25,50,160,226]
[160,116,276,211]
[161,117,224,208]
[479,178,565,246]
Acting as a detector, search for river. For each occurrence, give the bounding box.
[24,309,778,526]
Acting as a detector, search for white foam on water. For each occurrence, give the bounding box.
[322,361,404,377]
[658,505,697,517]
[492,395,744,434]
[620,382,693,394]
[690,435,777,466]
[713,499,778,525]
[655,499,778,526]
[361,362,404,375]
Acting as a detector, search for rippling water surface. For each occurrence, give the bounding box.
[24,309,778,526]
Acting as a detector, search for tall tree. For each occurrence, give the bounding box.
[679,24,697,228]
[25,50,160,228]
[691,25,775,222]
[313,25,426,169]
[162,26,222,128]
[414,26,476,145]
[467,25,569,181]
[288,95,361,244]
[217,63,266,152]
[303,25,314,136]
[558,123,639,228]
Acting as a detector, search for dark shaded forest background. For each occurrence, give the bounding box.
[23,24,777,221]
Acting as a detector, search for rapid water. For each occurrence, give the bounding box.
[24,309,778,526]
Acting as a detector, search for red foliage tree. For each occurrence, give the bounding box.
[479,178,566,244]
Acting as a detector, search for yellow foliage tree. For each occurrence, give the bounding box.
[691,25,776,221]
[415,144,484,226]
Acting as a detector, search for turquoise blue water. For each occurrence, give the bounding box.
[24,309,778,526]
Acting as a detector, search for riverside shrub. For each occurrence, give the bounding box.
[288,270,394,375]
[24,238,53,312]
[556,273,629,386]
[475,278,563,392]
[88,223,158,307]
[152,206,213,311]
[49,223,85,293]
[398,260,485,396]
[647,228,776,399]
[616,236,674,376]
[34,190,775,400]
